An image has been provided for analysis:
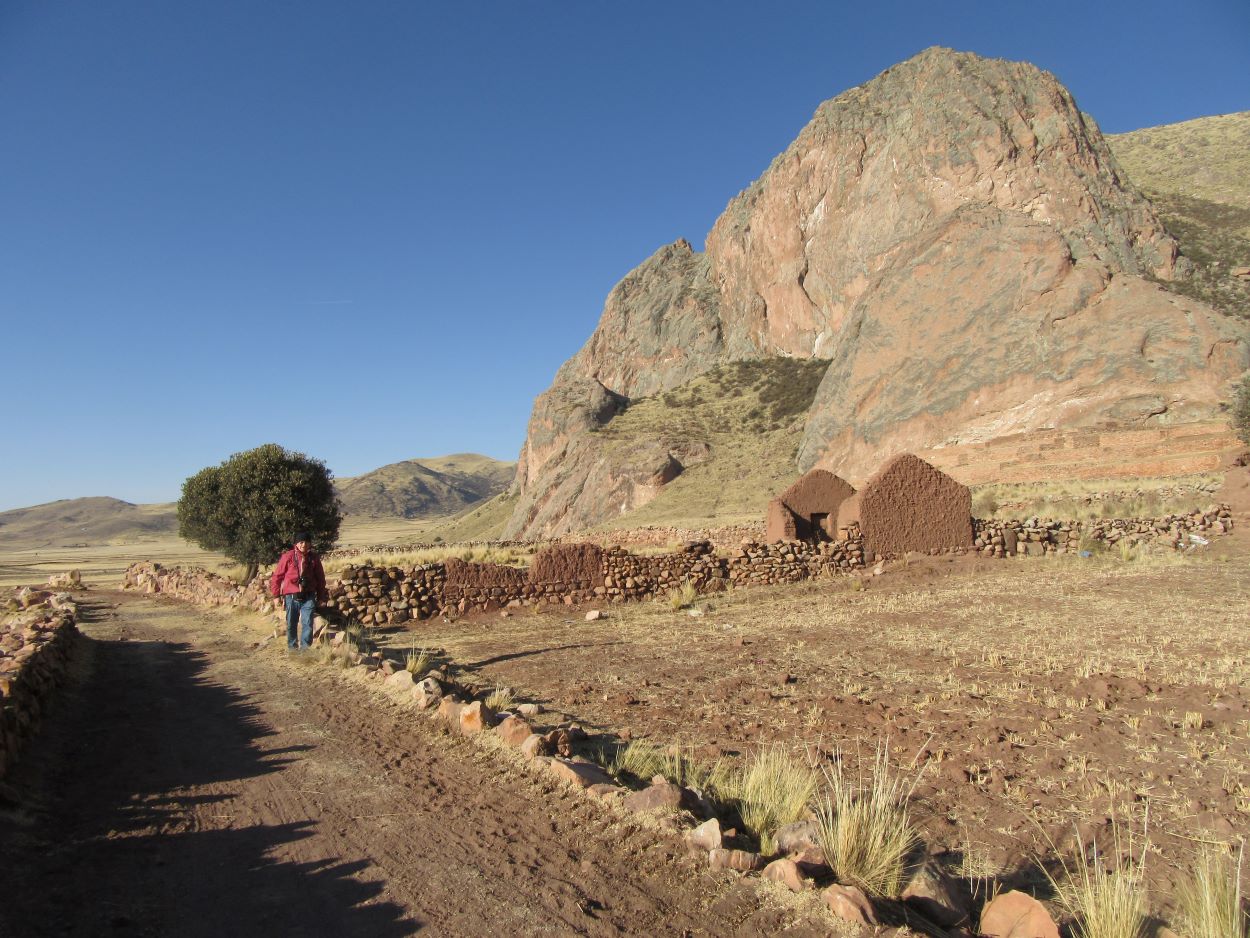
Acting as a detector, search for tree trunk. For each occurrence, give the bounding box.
[243,562,259,585]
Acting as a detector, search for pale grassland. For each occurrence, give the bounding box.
[1108,112,1250,215]
[0,532,232,590]
[321,543,535,576]
[971,473,1223,521]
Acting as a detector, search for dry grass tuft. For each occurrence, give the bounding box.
[1048,823,1148,938]
[404,643,433,675]
[1177,845,1248,938]
[667,579,698,611]
[730,744,818,855]
[814,745,919,897]
[484,684,515,711]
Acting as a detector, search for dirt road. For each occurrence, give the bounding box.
[0,592,838,938]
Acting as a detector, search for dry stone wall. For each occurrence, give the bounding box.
[316,535,867,624]
[1,588,78,781]
[121,502,1233,630]
[973,507,1234,557]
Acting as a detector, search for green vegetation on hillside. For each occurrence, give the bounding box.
[423,490,519,543]
[592,358,831,530]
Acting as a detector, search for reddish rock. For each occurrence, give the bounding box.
[762,858,810,892]
[622,781,697,815]
[437,696,464,726]
[384,669,414,690]
[458,701,495,736]
[685,817,722,851]
[709,848,765,873]
[495,714,533,747]
[587,783,627,801]
[547,758,616,789]
[823,884,876,926]
[543,728,573,757]
[979,890,1059,938]
[520,734,551,759]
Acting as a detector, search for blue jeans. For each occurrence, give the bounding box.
[284,594,317,649]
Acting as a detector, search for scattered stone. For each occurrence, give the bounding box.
[384,668,413,690]
[979,890,1059,938]
[517,703,541,718]
[412,676,443,709]
[709,848,764,872]
[495,714,533,747]
[547,758,616,789]
[437,696,465,726]
[762,858,810,892]
[585,609,605,621]
[520,734,550,759]
[458,700,495,736]
[775,819,821,857]
[822,884,876,925]
[623,781,697,815]
[685,817,722,851]
[544,728,573,757]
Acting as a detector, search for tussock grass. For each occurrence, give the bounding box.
[324,543,533,575]
[404,643,433,675]
[1048,823,1149,938]
[668,579,698,611]
[1177,845,1248,938]
[814,745,919,897]
[484,684,515,711]
[731,744,818,855]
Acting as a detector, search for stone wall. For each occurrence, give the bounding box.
[315,533,867,624]
[1,588,78,780]
[973,507,1234,557]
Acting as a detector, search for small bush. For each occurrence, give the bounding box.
[971,489,999,518]
[814,745,919,897]
[732,745,818,854]
[1177,846,1247,938]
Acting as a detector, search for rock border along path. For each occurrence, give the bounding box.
[112,566,1002,936]
[0,588,852,937]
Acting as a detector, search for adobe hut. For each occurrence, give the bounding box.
[836,454,972,557]
[766,469,856,543]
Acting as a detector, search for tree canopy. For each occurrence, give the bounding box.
[178,444,341,581]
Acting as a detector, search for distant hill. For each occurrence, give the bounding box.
[334,453,515,519]
[0,497,177,549]
[1107,112,1250,320]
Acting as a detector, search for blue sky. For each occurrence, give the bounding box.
[2,1,1247,511]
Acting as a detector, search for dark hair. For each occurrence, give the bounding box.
[293,531,312,545]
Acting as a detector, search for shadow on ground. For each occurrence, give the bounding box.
[0,597,418,937]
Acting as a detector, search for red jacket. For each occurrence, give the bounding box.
[269,548,328,602]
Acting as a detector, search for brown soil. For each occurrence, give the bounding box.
[407,530,1250,908]
[0,592,835,937]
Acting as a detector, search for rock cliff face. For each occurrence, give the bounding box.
[504,47,1248,539]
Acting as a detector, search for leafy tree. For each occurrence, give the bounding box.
[178,444,341,584]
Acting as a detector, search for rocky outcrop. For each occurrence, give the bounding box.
[506,47,1247,539]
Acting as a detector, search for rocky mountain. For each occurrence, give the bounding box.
[335,453,515,519]
[0,497,177,549]
[504,47,1248,540]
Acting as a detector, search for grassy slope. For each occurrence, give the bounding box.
[335,453,515,519]
[1107,111,1250,320]
[590,358,830,531]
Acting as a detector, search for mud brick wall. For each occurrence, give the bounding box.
[973,506,1234,556]
[1,590,78,781]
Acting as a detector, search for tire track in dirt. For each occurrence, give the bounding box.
[0,592,833,937]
